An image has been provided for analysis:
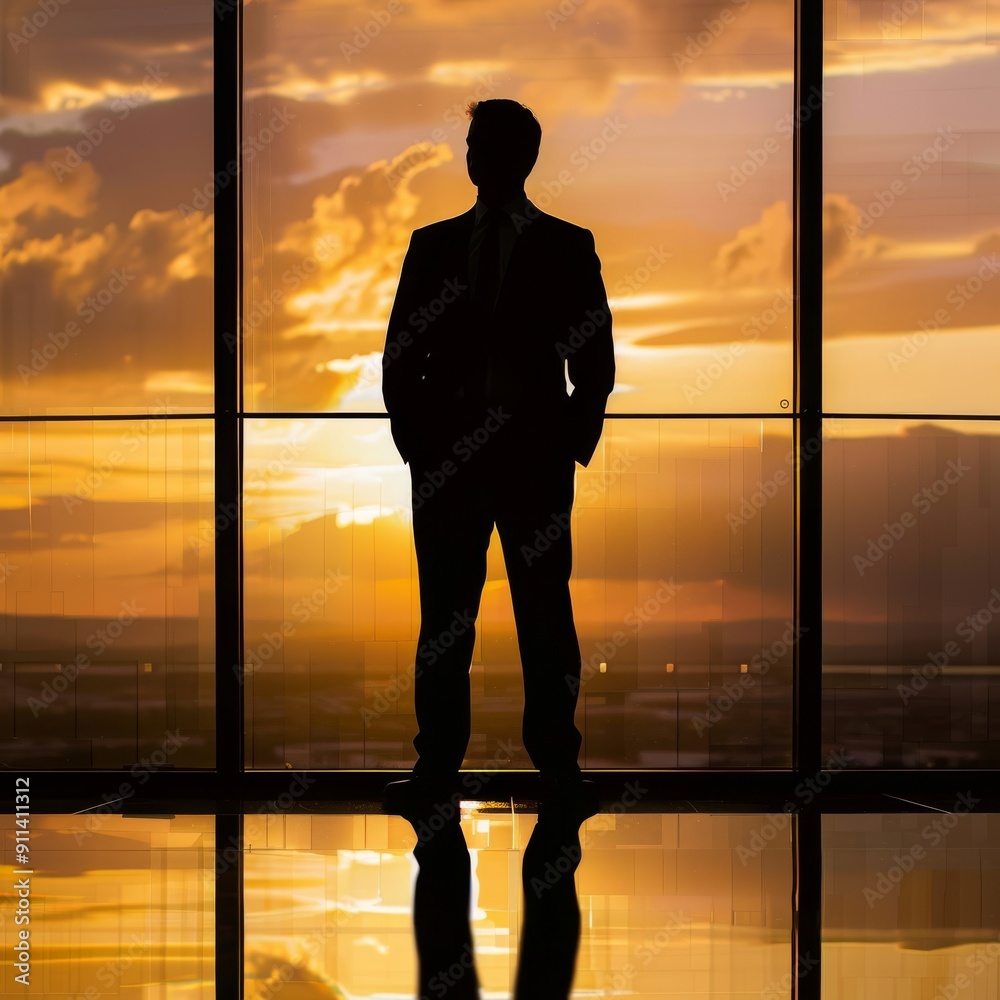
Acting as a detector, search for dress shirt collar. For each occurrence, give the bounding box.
[474,192,530,224]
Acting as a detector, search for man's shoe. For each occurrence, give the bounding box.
[383,774,461,825]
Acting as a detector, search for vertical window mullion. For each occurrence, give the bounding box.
[794,1,824,998]
[216,813,243,1000]
[215,0,243,997]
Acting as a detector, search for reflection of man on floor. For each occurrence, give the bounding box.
[382,98,615,825]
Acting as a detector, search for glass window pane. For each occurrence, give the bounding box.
[823,0,1000,414]
[242,0,794,414]
[243,417,793,769]
[0,813,214,995]
[0,0,214,415]
[0,419,216,767]
[823,418,1000,767]
[244,810,791,998]
[824,813,1000,996]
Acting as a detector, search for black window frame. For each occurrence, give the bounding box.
[20,3,1000,999]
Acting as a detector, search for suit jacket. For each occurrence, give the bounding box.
[382,204,615,468]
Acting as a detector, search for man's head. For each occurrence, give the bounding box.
[466,99,541,201]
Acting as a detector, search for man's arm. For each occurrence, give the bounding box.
[382,232,425,465]
[565,229,615,467]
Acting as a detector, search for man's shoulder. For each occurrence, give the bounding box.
[511,205,594,246]
[410,209,475,242]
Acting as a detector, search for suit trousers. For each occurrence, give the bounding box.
[408,430,584,783]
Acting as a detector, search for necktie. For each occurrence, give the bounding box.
[473,207,504,314]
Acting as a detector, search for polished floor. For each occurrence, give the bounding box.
[3,811,1000,998]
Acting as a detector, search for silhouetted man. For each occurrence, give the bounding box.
[382,99,615,823]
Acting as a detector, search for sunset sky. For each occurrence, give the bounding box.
[0,0,996,417]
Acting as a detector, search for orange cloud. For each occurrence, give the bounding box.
[0,227,112,299]
[0,150,99,225]
[124,208,214,295]
[251,141,454,409]
[0,205,212,302]
[823,193,886,279]
[713,200,792,286]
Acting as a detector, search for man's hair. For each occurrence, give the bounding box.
[466,99,542,163]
